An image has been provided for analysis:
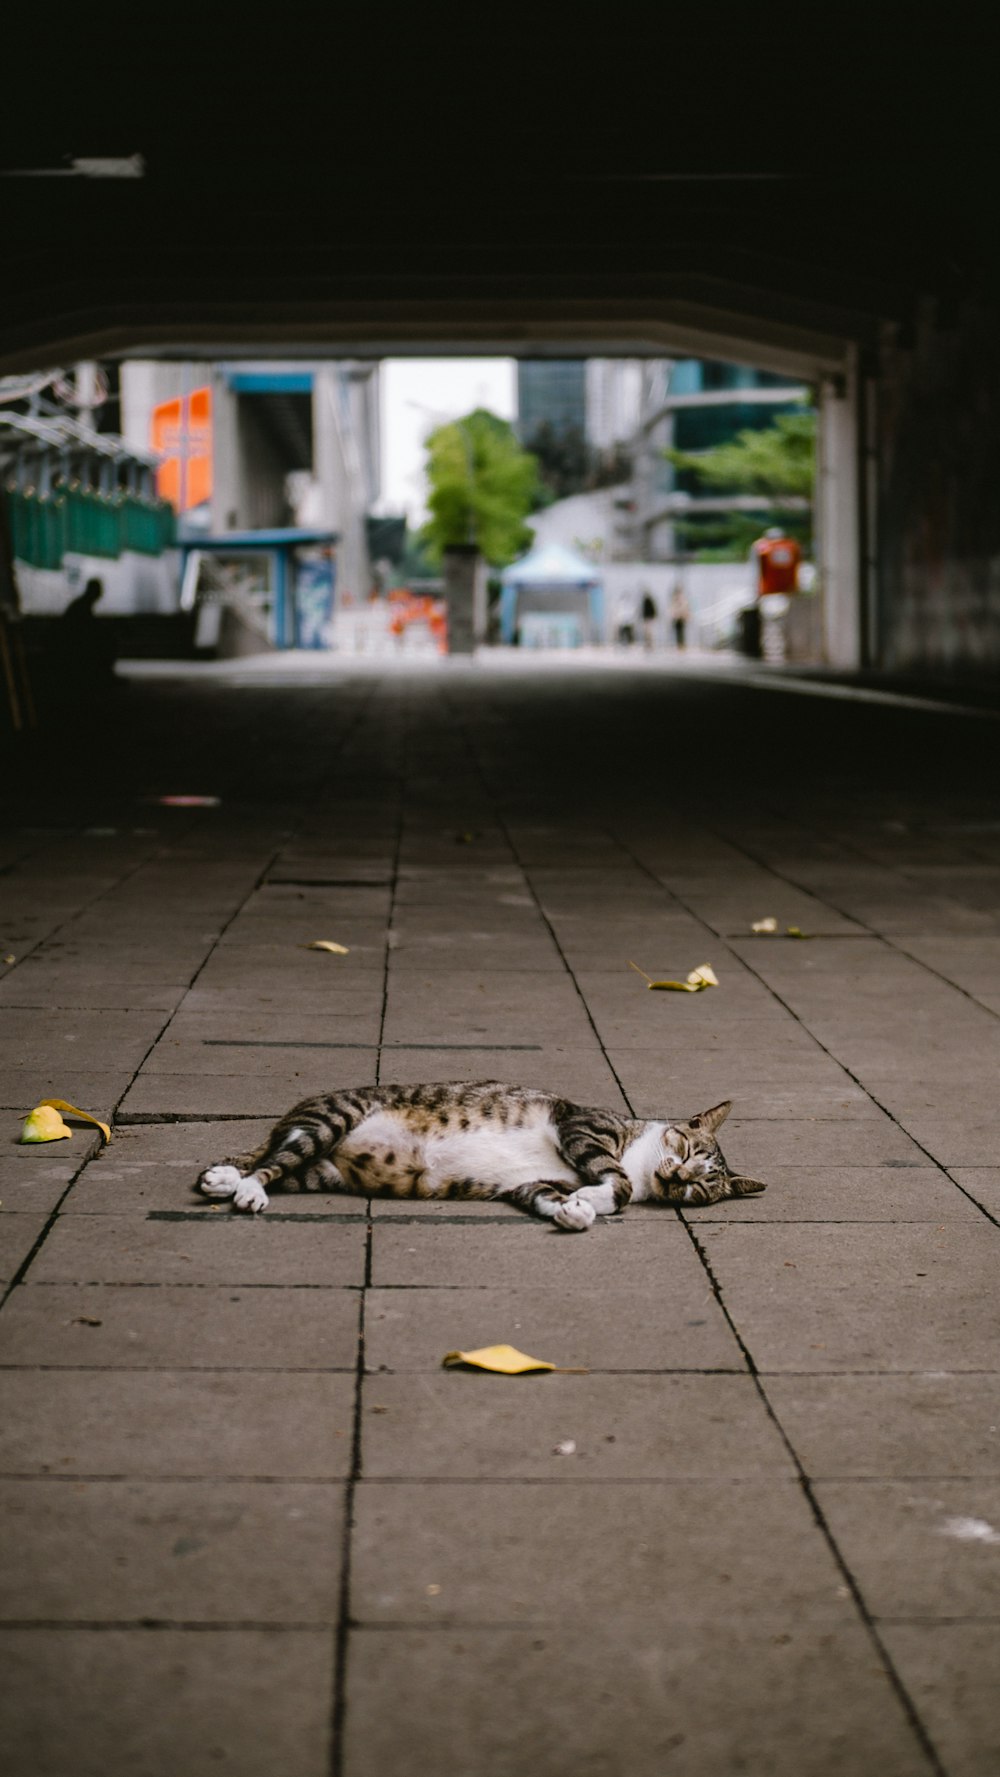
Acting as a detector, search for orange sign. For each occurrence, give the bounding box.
[151,387,213,511]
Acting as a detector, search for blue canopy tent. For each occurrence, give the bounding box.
[499,541,603,646]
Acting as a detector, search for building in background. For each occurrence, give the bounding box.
[516,361,587,443]
[628,360,810,560]
[120,359,381,648]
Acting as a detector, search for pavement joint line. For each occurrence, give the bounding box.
[199,1040,545,1050]
[331,698,405,1777]
[0,1619,339,1632]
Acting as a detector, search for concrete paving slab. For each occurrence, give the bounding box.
[815,1480,1000,1618]
[704,1223,1000,1371]
[698,1165,982,1222]
[0,1010,165,1070]
[83,1120,273,1165]
[0,1478,343,1621]
[375,1048,628,1105]
[365,1284,742,1372]
[0,1627,334,1777]
[351,1479,854,1625]
[207,931,388,967]
[948,1169,1000,1219]
[717,1118,928,1169]
[0,1214,49,1285]
[361,1372,792,1479]
[0,1073,133,1117]
[882,1623,1000,1777]
[370,1219,689,1288]
[117,1058,375,1118]
[768,1374,1000,1477]
[28,1214,367,1286]
[0,1371,355,1477]
[344,1622,929,1777]
[0,1282,360,1368]
[142,1038,384,1074]
[0,978,189,1009]
[154,1007,385,1044]
[891,1117,1000,1166]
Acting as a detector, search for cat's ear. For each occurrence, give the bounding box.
[690,1100,732,1135]
[728,1175,767,1197]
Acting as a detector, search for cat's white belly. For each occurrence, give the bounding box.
[338,1109,578,1195]
[425,1121,579,1193]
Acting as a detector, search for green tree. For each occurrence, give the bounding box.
[665,410,816,560]
[420,409,539,566]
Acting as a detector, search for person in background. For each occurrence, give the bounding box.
[57,577,116,686]
[640,588,658,650]
[669,580,691,649]
[752,527,801,596]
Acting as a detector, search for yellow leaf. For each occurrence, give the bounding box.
[38,1099,111,1142]
[304,940,350,954]
[647,963,719,992]
[442,1344,587,1375]
[752,918,778,933]
[688,964,719,987]
[786,926,809,939]
[20,1104,73,1143]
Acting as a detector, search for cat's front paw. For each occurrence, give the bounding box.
[198,1164,242,1199]
[554,1193,597,1232]
[233,1175,269,1214]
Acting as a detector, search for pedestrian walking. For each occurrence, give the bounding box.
[669,581,691,649]
[640,589,657,651]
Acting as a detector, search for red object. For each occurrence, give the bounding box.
[753,535,801,595]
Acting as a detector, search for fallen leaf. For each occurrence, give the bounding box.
[752,918,778,934]
[649,963,719,993]
[72,1316,103,1327]
[785,926,810,939]
[304,940,350,954]
[38,1099,110,1142]
[442,1344,588,1375]
[2,954,15,965]
[628,960,719,992]
[20,1105,73,1144]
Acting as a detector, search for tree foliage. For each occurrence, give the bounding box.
[666,411,816,500]
[665,410,816,560]
[420,409,539,566]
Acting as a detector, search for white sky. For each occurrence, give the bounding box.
[378,358,517,524]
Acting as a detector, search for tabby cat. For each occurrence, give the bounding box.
[197,1081,766,1229]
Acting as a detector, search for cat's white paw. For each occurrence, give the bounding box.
[199,1164,242,1199]
[554,1193,597,1231]
[233,1175,269,1214]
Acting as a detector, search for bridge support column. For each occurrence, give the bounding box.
[817,350,862,669]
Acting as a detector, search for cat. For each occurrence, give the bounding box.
[196,1081,766,1230]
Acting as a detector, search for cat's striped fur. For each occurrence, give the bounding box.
[197,1081,766,1228]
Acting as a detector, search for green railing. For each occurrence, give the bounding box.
[5,485,176,568]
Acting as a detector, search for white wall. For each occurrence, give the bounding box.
[15,551,181,617]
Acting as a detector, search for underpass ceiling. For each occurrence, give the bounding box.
[1,20,992,375]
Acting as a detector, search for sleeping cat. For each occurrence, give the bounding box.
[196,1081,766,1230]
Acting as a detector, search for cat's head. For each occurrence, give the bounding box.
[652,1100,767,1205]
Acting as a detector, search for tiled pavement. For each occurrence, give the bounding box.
[2,655,1000,1775]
